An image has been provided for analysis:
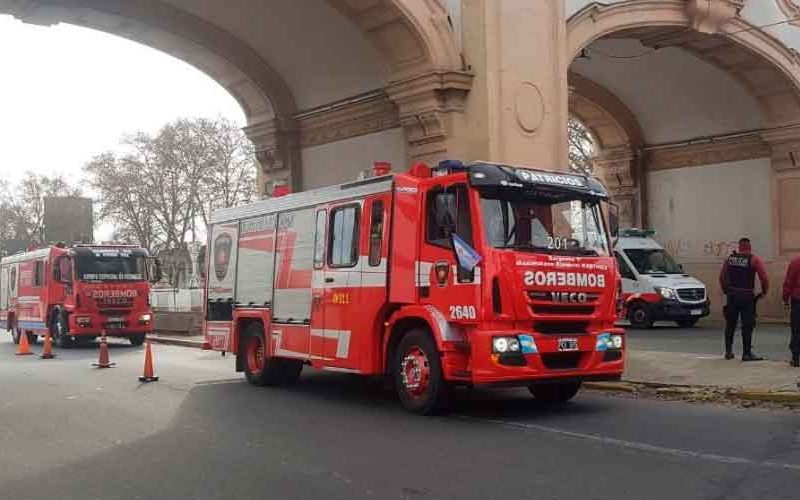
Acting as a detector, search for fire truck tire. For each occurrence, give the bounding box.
[628,302,654,329]
[129,334,146,346]
[528,382,581,404]
[242,323,303,386]
[52,311,73,349]
[393,329,451,415]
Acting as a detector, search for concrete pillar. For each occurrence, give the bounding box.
[458,0,569,169]
[243,117,301,196]
[594,146,639,227]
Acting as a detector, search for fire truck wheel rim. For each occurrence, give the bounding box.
[246,335,265,374]
[401,347,430,398]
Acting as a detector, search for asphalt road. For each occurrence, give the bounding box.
[627,322,795,361]
[1,335,799,500]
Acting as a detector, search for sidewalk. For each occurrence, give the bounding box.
[149,333,205,349]
[623,350,800,398]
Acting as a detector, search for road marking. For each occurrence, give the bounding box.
[456,416,800,472]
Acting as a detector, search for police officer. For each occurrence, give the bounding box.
[781,252,800,367]
[719,238,769,361]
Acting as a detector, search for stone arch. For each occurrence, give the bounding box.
[567,0,800,129]
[569,72,645,227]
[0,0,468,192]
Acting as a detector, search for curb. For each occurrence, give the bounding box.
[148,336,205,349]
[585,379,800,404]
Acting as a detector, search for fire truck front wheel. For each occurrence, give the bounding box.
[528,382,581,404]
[393,329,451,415]
[242,323,302,387]
[52,311,73,349]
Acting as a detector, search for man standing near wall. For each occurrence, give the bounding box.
[781,254,800,367]
[719,238,769,361]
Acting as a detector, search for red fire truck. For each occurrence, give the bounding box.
[1,244,160,347]
[203,160,624,414]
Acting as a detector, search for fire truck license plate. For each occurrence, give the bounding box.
[558,338,579,352]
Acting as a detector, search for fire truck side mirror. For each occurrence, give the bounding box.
[608,202,620,239]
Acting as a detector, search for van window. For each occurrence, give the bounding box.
[615,252,636,280]
[329,205,359,268]
[368,200,384,267]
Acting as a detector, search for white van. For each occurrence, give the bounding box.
[614,229,710,329]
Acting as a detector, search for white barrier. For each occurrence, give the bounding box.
[150,288,203,312]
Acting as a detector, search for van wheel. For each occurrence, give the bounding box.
[242,323,302,386]
[53,312,73,348]
[628,303,654,329]
[676,319,699,328]
[528,382,581,404]
[393,329,451,415]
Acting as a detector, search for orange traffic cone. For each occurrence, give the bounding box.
[92,331,115,368]
[138,340,159,382]
[16,331,33,356]
[40,330,56,359]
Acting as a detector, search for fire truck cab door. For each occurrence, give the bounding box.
[420,183,481,323]
[318,203,362,367]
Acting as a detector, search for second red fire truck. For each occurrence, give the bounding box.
[204,160,624,414]
[1,244,160,347]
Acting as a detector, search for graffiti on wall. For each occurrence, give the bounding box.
[659,239,741,261]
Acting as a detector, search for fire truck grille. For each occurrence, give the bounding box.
[530,305,595,316]
[95,298,135,308]
[534,322,589,335]
[677,288,705,302]
[541,352,583,370]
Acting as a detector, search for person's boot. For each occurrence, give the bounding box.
[724,352,735,360]
[742,352,765,362]
[791,356,799,367]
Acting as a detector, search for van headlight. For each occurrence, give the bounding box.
[655,286,678,300]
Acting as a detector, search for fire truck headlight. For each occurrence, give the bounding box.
[492,336,521,353]
[596,333,623,351]
[139,313,152,323]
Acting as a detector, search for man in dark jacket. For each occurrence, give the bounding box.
[719,238,769,361]
[782,253,800,367]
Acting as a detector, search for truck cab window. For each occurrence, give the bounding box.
[314,209,327,269]
[329,205,359,268]
[34,260,44,286]
[368,200,384,266]
[426,184,472,248]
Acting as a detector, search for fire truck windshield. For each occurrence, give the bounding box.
[75,252,147,282]
[480,194,609,256]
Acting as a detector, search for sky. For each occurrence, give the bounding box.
[0,15,245,238]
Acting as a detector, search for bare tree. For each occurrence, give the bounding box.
[194,117,256,228]
[568,117,596,175]
[84,117,257,252]
[84,152,163,251]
